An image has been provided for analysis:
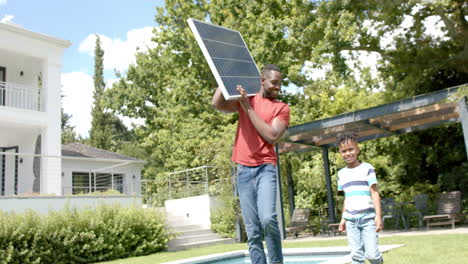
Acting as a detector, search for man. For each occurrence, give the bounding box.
[211,64,290,264]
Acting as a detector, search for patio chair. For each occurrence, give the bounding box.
[423,191,464,230]
[406,194,429,229]
[382,198,407,230]
[318,207,343,236]
[286,208,312,238]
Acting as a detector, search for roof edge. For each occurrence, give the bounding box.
[0,22,72,48]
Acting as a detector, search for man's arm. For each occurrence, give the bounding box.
[237,86,288,144]
[211,87,239,113]
[370,184,383,232]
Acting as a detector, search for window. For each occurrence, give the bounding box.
[72,172,123,195]
[0,66,6,106]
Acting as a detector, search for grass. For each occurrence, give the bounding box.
[98,233,468,264]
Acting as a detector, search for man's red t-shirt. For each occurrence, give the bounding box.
[232,93,290,166]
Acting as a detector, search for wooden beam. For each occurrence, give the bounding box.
[286,86,461,138]
[314,128,386,146]
[370,103,457,125]
[278,141,320,153]
[389,112,460,131]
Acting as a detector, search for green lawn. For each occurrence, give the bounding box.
[98,233,468,264]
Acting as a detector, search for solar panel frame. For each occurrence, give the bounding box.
[187,18,261,100]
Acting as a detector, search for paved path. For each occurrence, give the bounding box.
[285,226,468,242]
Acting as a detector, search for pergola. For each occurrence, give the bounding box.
[277,84,468,225]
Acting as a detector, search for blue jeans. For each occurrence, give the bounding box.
[345,217,383,264]
[237,164,283,264]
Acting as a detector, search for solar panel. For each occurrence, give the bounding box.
[187,18,261,100]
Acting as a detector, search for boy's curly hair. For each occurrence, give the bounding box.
[336,131,359,146]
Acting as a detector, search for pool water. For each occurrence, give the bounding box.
[202,254,349,264]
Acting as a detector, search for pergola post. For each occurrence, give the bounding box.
[275,144,286,239]
[286,160,295,218]
[459,97,468,160]
[322,147,336,224]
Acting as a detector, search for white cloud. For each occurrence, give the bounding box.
[0,0,7,6]
[1,14,14,23]
[78,27,156,72]
[61,27,155,138]
[61,72,94,138]
[61,74,145,138]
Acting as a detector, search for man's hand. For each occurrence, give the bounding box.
[236,85,251,111]
[338,218,346,232]
[375,216,383,232]
[235,84,288,144]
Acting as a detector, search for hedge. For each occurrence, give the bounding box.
[0,204,173,264]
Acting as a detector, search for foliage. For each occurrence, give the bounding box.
[89,35,114,150]
[0,205,173,264]
[210,180,238,239]
[61,107,79,144]
[303,0,468,98]
[103,0,468,236]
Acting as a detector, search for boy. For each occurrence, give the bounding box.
[336,131,383,264]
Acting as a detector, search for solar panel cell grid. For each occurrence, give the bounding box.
[195,21,245,46]
[223,77,261,96]
[204,40,252,61]
[188,18,261,100]
[212,59,258,77]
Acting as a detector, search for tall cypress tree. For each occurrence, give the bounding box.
[89,35,113,150]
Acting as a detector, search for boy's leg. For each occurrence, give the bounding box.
[257,164,283,264]
[361,218,383,264]
[237,164,267,264]
[345,219,366,264]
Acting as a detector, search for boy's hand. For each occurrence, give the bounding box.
[338,218,346,232]
[375,216,383,232]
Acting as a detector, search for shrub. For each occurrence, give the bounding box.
[0,204,173,264]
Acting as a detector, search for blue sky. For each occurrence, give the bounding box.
[0,0,164,137]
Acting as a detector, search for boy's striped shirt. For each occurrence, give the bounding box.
[337,162,378,220]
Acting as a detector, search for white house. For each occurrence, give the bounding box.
[0,22,144,199]
[62,142,143,196]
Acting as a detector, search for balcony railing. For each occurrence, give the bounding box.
[0,81,40,111]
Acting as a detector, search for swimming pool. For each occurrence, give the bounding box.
[199,253,348,264]
[162,245,402,264]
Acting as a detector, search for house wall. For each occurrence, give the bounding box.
[0,195,142,214]
[164,194,221,229]
[0,49,42,87]
[0,23,70,196]
[62,159,142,196]
[0,128,39,195]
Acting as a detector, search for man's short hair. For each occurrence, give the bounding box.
[336,131,359,147]
[261,64,281,76]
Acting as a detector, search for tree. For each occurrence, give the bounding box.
[298,0,468,98]
[89,35,114,150]
[61,108,78,144]
[104,0,467,211]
